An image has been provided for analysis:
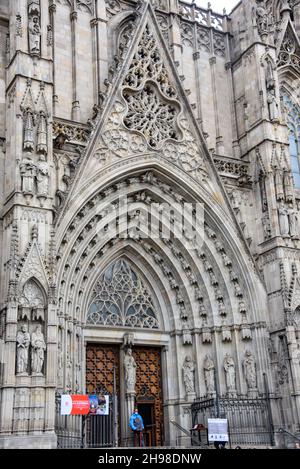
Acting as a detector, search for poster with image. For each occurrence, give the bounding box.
[89,395,109,415]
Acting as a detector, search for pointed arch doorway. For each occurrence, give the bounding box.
[85,258,166,447]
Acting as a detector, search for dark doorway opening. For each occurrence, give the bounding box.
[138,402,156,447]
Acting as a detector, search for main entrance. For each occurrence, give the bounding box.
[86,343,164,447]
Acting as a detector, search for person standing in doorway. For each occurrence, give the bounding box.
[130,408,145,447]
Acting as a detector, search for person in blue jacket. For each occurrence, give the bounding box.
[130,408,145,447]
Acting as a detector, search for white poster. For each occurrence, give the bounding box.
[208,418,229,442]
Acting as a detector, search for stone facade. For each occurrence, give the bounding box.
[0,0,300,448]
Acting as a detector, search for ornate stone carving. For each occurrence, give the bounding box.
[37,112,48,155]
[123,25,177,100]
[76,0,94,14]
[254,0,271,40]
[123,83,181,149]
[278,29,300,74]
[213,31,225,57]
[20,158,36,195]
[197,26,210,53]
[224,354,236,395]
[16,325,30,375]
[31,325,46,375]
[124,347,136,393]
[181,21,194,46]
[182,320,193,345]
[36,155,50,198]
[53,120,90,145]
[28,1,41,56]
[183,356,195,395]
[243,350,257,391]
[204,354,215,395]
[16,14,23,37]
[87,260,159,329]
[278,203,290,237]
[213,156,251,183]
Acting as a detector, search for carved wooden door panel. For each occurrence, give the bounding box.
[86,344,120,395]
[133,347,164,447]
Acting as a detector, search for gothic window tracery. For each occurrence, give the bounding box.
[282,93,300,188]
[87,259,159,329]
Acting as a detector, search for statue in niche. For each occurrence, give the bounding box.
[284,170,294,204]
[243,350,257,390]
[224,354,236,393]
[267,87,279,121]
[182,320,193,345]
[23,109,35,151]
[278,203,290,237]
[288,204,299,239]
[124,348,136,393]
[204,354,215,395]
[36,155,49,197]
[16,324,30,375]
[37,111,48,155]
[20,158,36,194]
[183,356,195,394]
[31,324,46,374]
[28,15,41,55]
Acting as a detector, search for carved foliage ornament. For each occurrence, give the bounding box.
[87,259,159,329]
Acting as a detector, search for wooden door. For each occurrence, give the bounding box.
[133,347,164,447]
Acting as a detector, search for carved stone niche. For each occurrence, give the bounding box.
[18,278,46,322]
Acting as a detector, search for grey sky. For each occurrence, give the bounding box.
[196,0,240,14]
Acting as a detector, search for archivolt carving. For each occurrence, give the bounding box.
[87,259,159,329]
[56,171,252,338]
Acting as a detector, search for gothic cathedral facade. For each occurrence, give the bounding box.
[0,0,300,448]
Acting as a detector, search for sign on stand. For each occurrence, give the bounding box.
[208,418,229,443]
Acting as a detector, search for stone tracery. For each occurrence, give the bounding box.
[123,83,181,149]
[86,259,159,329]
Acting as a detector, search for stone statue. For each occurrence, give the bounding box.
[288,205,299,239]
[255,0,269,37]
[29,15,41,55]
[183,356,195,394]
[278,203,290,237]
[267,88,279,121]
[31,325,46,374]
[124,348,136,393]
[23,109,35,151]
[20,158,36,194]
[284,170,294,204]
[182,320,193,345]
[243,350,257,390]
[36,155,49,197]
[224,354,236,393]
[16,325,30,375]
[37,111,48,155]
[204,354,215,395]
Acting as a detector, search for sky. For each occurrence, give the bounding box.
[196,0,240,15]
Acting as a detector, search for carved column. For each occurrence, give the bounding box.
[209,56,224,155]
[70,10,80,121]
[225,61,241,158]
[49,3,57,113]
[93,0,108,99]
[193,51,203,130]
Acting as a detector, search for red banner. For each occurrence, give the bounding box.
[61,395,90,416]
